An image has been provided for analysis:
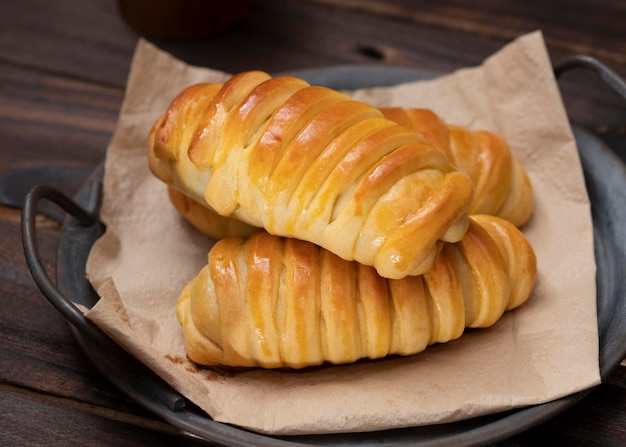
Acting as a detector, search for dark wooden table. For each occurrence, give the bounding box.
[1,1,625,445]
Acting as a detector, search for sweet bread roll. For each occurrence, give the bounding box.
[176,215,536,369]
[168,186,258,239]
[149,71,473,279]
[380,108,533,227]
[162,105,532,241]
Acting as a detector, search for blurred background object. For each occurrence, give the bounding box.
[118,0,255,39]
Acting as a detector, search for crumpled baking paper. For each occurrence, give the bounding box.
[84,31,600,435]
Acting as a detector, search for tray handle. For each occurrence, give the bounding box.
[554,54,626,102]
[20,185,108,342]
[21,184,186,412]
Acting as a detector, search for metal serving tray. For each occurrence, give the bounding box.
[21,56,626,446]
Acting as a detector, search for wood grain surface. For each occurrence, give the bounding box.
[1,1,625,446]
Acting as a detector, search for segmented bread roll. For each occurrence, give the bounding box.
[380,108,533,227]
[163,106,532,241]
[176,215,536,369]
[168,186,258,239]
[149,71,473,279]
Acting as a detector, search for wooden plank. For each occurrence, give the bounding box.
[0,65,121,170]
[0,0,137,86]
[303,0,626,69]
[0,385,212,446]
[0,0,499,82]
[3,0,623,86]
[152,0,506,74]
[1,0,624,142]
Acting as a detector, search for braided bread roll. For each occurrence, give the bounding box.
[380,108,533,227]
[149,71,473,279]
[176,215,536,369]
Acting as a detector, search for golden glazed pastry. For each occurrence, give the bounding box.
[149,71,474,279]
[380,108,533,227]
[164,106,532,241]
[168,186,259,239]
[176,215,537,369]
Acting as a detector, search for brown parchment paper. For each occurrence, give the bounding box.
[84,31,600,435]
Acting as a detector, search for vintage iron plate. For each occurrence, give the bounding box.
[23,63,626,446]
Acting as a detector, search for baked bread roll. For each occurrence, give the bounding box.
[168,186,258,239]
[380,108,533,227]
[164,105,532,241]
[149,71,473,279]
[176,215,536,369]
